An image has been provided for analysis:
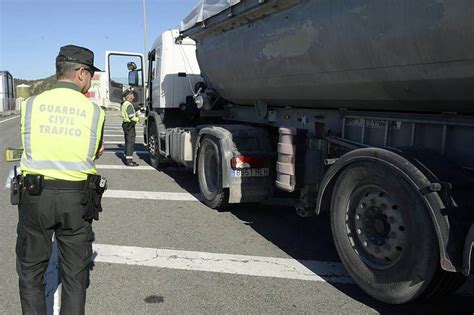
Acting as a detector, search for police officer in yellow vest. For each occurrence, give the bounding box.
[17,45,105,314]
[120,89,140,166]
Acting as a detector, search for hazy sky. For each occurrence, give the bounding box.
[0,0,197,80]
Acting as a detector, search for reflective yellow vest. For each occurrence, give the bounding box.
[121,100,139,123]
[20,83,105,181]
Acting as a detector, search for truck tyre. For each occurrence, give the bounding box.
[197,136,229,209]
[330,161,439,304]
[147,121,168,169]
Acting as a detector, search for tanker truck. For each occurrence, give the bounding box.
[105,0,474,304]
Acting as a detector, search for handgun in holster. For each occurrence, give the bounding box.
[81,174,107,221]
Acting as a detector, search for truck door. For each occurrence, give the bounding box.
[106,51,145,109]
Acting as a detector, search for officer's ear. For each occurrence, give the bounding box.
[76,67,88,82]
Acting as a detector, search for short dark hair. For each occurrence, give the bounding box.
[56,61,83,80]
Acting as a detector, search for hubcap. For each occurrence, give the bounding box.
[347,186,406,269]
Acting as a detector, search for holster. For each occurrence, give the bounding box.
[24,175,44,195]
[81,174,107,222]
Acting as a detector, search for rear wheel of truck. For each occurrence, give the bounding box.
[330,161,440,304]
[197,136,229,209]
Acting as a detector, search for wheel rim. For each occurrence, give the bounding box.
[203,144,218,193]
[346,185,407,269]
[148,133,158,156]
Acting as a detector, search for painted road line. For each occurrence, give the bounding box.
[97,165,155,170]
[0,115,20,124]
[106,124,144,127]
[104,141,125,144]
[92,244,353,284]
[96,164,187,173]
[104,124,123,126]
[104,130,143,136]
[104,141,146,145]
[44,236,61,315]
[103,134,143,137]
[96,164,188,172]
[106,122,145,124]
[104,131,143,133]
[103,135,143,137]
[104,128,144,130]
[104,189,202,201]
[102,150,148,154]
[105,125,144,128]
[104,129,144,132]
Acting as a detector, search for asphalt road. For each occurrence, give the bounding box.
[1,112,473,314]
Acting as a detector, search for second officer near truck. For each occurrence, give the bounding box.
[120,89,140,166]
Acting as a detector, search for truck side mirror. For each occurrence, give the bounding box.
[128,70,140,86]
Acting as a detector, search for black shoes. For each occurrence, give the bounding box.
[125,160,139,167]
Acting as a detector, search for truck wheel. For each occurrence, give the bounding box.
[330,161,439,304]
[197,136,229,209]
[147,122,167,169]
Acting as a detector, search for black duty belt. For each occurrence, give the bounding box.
[43,179,86,190]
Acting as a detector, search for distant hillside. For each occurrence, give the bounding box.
[14,75,56,96]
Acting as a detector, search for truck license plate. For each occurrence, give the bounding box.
[232,168,269,177]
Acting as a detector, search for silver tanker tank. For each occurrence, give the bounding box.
[181,0,474,114]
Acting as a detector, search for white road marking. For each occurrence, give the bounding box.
[106,124,145,128]
[103,134,143,137]
[104,141,125,144]
[102,150,148,154]
[104,131,144,134]
[104,141,147,145]
[97,164,155,170]
[104,189,202,201]
[104,126,144,128]
[104,133,143,137]
[105,126,144,129]
[92,244,354,284]
[0,115,20,124]
[96,164,188,172]
[44,236,60,315]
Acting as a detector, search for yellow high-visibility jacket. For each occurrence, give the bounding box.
[121,100,139,123]
[20,82,105,181]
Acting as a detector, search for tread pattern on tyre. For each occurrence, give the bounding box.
[148,120,169,170]
[197,136,229,209]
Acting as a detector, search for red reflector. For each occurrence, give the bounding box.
[231,156,264,169]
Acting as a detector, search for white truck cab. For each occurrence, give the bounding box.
[148,29,202,109]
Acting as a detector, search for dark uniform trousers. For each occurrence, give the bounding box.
[16,184,93,315]
[122,121,136,158]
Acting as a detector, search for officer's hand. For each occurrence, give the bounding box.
[95,143,105,160]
